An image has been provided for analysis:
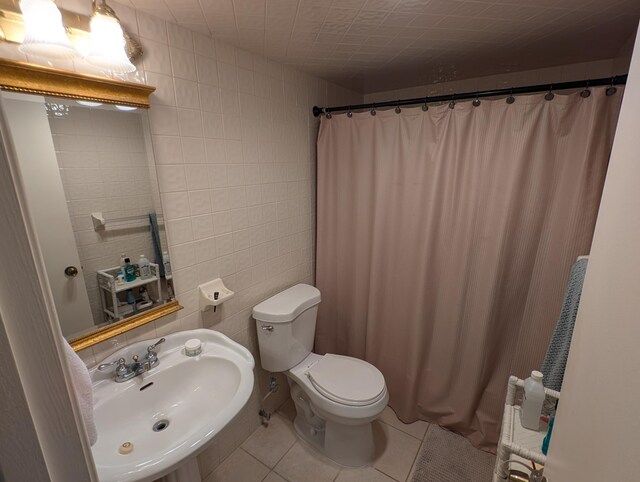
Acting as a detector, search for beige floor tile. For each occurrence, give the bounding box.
[203,447,270,482]
[263,472,288,482]
[372,420,421,482]
[379,406,429,440]
[274,442,341,482]
[277,397,297,424]
[242,414,297,468]
[336,466,396,482]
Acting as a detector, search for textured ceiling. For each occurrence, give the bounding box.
[115,0,639,93]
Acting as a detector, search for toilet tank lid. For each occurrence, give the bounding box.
[253,284,321,323]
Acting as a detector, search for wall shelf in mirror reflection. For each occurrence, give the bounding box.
[90,211,163,230]
[0,64,181,352]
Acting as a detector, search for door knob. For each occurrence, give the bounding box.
[64,266,79,277]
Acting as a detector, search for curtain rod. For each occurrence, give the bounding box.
[312,74,628,117]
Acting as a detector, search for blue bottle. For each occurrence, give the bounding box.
[126,289,137,314]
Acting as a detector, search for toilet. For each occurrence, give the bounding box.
[253,284,388,467]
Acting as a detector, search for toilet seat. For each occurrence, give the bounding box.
[307,354,386,407]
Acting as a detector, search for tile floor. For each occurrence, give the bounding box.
[202,399,431,482]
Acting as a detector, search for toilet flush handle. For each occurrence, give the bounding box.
[261,325,274,332]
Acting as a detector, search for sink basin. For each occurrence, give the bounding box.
[90,329,255,482]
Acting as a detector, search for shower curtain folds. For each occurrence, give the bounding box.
[314,87,622,450]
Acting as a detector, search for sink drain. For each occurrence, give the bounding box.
[153,419,170,432]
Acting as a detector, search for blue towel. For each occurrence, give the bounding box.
[541,258,588,392]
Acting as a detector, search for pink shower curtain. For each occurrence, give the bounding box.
[315,87,622,450]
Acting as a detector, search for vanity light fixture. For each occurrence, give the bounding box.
[45,101,70,117]
[85,0,135,74]
[77,100,103,107]
[114,104,136,111]
[18,0,79,59]
[1,0,142,71]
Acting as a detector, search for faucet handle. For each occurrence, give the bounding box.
[147,337,166,353]
[98,357,126,371]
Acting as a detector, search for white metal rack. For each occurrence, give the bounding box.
[97,263,161,321]
[493,376,560,482]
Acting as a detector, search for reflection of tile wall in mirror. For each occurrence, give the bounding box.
[47,104,161,325]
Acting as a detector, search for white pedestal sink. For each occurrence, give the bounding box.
[90,329,255,482]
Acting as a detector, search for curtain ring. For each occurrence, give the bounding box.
[581,80,591,98]
[422,96,428,111]
[506,88,515,104]
[395,101,401,114]
[347,106,353,118]
[545,85,554,101]
[448,94,455,109]
[371,103,377,116]
[472,92,481,107]
[606,77,617,96]
[325,110,332,119]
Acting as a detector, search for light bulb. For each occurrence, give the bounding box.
[85,4,135,74]
[77,100,102,107]
[115,105,137,111]
[19,0,78,59]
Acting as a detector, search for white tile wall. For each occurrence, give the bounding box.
[0,4,360,478]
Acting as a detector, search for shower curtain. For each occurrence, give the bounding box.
[314,87,622,450]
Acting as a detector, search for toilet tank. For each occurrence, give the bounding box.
[253,284,321,372]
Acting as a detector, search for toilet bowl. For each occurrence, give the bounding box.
[253,284,388,467]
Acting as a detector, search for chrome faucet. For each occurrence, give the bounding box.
[98,338,165,382]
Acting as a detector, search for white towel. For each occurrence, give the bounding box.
[63,340,98,446]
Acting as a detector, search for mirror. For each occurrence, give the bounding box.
[0,87,181,348]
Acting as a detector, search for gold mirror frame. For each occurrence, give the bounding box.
[0,58,154,107]
[69,301,182,351]
[0,58,183,351]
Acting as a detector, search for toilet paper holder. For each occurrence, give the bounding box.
[198,278,234,312]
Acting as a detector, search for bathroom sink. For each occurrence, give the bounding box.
[90,329,254,482]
